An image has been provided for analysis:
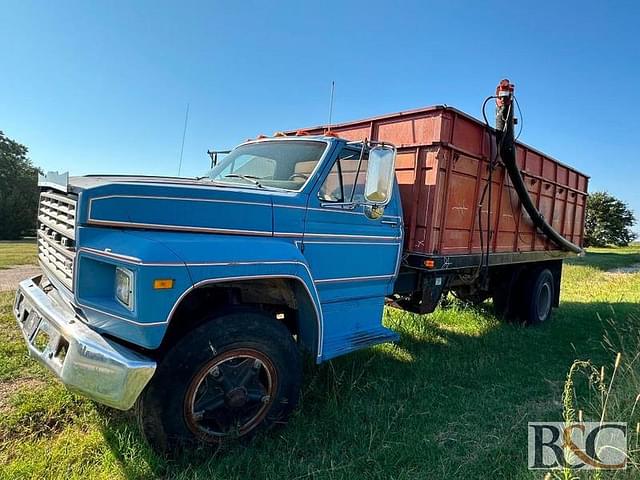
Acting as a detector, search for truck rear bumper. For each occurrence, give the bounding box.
[13,275,156,410]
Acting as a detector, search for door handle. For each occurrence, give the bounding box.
[381,219,399,226]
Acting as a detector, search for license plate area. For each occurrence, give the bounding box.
[33,321,51,352]
[21,308,42,340]
[31,319,68,364]
[16,295,69,365]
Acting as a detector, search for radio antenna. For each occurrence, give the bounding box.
[177,102,190,176]
[326,80,335,133]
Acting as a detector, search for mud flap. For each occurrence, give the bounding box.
[417,275,446,314]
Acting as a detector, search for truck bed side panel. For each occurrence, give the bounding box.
[295,106,588,257]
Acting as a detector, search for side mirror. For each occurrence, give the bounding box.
[364,145,396,206]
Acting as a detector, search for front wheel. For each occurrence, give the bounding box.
[137,309,302,455]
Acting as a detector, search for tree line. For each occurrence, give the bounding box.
[0,131,40,239]
[0,131,636,245]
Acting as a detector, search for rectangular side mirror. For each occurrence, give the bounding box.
[364,145,396,206]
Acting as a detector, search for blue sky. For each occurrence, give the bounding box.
[2,1,638,230]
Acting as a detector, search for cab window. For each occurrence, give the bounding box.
[208,140,328,191]
[319,148,368,203]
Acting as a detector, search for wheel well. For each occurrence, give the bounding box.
[489,260,563,307]
[158,277,320,356]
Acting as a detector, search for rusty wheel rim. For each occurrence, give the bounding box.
[184,348,277,442]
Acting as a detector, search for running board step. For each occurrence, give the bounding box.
[321,327,399,361]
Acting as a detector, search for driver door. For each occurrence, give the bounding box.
[302,146,403,360]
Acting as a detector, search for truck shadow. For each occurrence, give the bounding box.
[97,300,640,479]
[566,250,640,271]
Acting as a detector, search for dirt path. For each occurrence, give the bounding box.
[0,265,41,292]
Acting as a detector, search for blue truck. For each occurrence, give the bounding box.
[13,98,587,453]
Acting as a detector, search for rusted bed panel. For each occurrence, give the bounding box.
[297,106,589,256]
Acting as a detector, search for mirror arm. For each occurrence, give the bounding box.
[336,156,345,202]
[207,149,231,169]
[348,140,367,204]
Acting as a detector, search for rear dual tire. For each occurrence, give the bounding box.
[523,268,554,325]
[493,267,555,325]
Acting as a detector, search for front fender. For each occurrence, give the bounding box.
[73,226,192,350]
[73,229,323,355]
[156,232,324,357]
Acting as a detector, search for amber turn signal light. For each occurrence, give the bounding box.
[153,279,174,290]
[423,259,435,268]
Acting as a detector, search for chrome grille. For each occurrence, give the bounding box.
[38,191,77,289]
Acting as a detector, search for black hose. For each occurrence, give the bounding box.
[495,101,583,254]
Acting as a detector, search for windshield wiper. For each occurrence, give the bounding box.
[224,174,264,188]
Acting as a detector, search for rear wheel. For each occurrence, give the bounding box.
[137,309,302,455]
[521,268,554,325]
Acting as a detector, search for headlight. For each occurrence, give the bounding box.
[115,267,134,310]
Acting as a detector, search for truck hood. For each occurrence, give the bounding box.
[68,175,215,193]
[71,175,281,237]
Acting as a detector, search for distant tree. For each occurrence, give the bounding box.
[584,191,637,247]
[0,131,40,239]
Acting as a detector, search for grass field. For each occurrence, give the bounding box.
[0,241,37,269]
[1,244,639,479]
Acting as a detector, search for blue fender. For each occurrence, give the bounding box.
[73,226,193,350]
[154,231,324,359]
[74,227,323,355]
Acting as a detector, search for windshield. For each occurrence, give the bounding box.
[206,140,329,191]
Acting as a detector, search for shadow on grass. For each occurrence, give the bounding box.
[566,250,640,271]
[95,300,640,479]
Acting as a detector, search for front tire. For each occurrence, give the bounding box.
[137,309,302,455]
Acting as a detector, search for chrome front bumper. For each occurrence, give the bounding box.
[13,275,156,410]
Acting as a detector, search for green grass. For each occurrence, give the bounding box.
[1,246,639,479]
[567,246,640,271]
[0,240,37,269]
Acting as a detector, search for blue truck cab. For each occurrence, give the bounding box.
[13,135,404,452]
